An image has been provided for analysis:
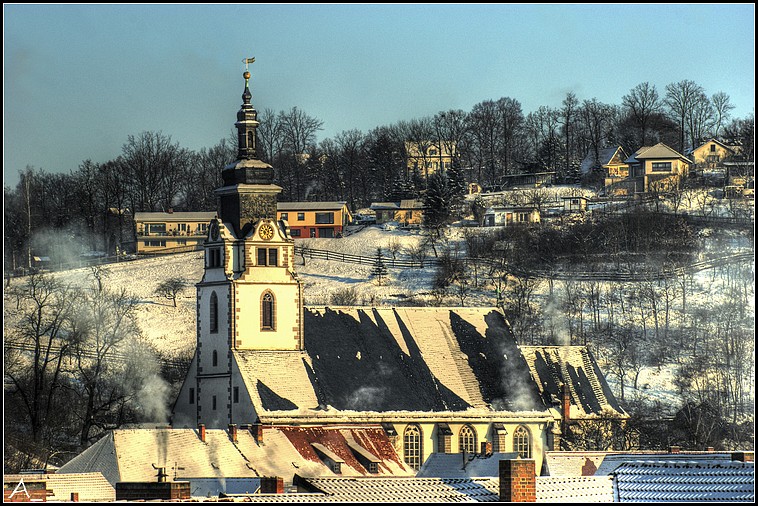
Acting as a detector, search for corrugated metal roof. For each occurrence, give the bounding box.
[611,461,755,502]
[237,307,546,418]
[297,476,501,502]
[277,202,348,211]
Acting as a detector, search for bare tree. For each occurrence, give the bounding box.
[155,278,187,308]
[710,92,734,138]
[665,80,705,153]
[622,82,663,147]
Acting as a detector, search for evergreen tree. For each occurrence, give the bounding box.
[370,247,389,286]
[423,171,453,231]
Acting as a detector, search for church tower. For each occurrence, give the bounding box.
[185,62,304,428]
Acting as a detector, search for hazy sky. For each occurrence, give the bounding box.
[4,3,755,188]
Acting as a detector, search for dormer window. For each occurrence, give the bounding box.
[311,443,344,474]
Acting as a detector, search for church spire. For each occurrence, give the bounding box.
[236,63,258,160]
[217,57,281,237]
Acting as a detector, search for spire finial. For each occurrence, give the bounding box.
[242,56,255,85]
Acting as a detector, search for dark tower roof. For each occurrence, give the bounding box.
[221,70,275,186]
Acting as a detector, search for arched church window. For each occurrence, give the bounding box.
[210,291,218,333]
[459,424,477,454]
[261,292,275,330]
[514,426,531,459]
[403,424,422,470]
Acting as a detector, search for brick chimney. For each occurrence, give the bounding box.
[198,423,206,443]
[71,492,79,502]
[706,446,714,452]
[251,423,264,444]
[669,445,680,454]
[731,452,754,462]
[561,382,571,425]
[229,424,238,443]
[499,459,536,502]
[259,477,284,494]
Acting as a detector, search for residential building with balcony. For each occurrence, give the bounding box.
[134,211,216,254]
[276,202,352,238]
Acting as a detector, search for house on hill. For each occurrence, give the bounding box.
[625,142,691,193]
[134,211,216,254]
[276,201,352,238]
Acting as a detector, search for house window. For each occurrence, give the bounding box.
[177,240,187,246]
[280,212,288,221]
[189,387,195,405]
[315,212,334,224]
[403,424,422,470]
[514,426,531,459]
[209,291,218,333]
[145,240,166,247]
[319,228,334,239]
[459,425,477,454]
[212,350,218,367]
[261,292,275,331]
[212,395,217,410]
[368,462,378,474]
[148,223,166,235]
[651,162,672,172]
[291,229,301,237]
[429,148,437,156]
[297,213,305,221]
[710,144,716,152]
[233,386,239,403]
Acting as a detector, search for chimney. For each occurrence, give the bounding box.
[731,452,754,463]
[199,423,206,443]
[706,446,714,452]
[561,382,571,426]
[499,459,536,502]
[251,423,264,444]
[669,445,680,454]
[481,442,493,456]
[167,208,174,214]
[259,476,284,494]
[71,492,79,502]
[229,424,238,443]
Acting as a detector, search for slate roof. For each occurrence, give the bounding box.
[520,346,626,419]
[235,307,548,421]
[3,472,115,502]
[611,461,755,502]
[57,425,412,489]
[417,452,519,478]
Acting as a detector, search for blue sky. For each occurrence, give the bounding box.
[4,3,755,188]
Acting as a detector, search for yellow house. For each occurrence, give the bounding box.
[625,142,691,193]
[483,206,541,227]
[688,138,737,173]
[277,202,352,238]
[134,211,216,254]
[370,199,425,226]
[405,141,456,179]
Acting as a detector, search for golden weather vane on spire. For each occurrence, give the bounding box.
[243,57,256,70]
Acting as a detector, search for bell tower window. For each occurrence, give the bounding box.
[210,291,218,333]
[261,292,275,331]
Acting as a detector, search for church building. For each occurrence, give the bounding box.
[171,66,627,474]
